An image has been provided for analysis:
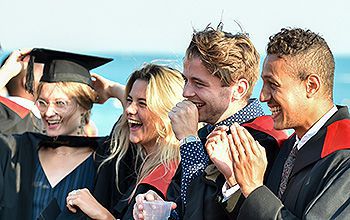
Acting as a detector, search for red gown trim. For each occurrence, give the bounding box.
[0,96,30,119]
[243,115,289,147]
[321,119,350,158]
[139,161,178,198]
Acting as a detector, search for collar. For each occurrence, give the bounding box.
[296,105,337,150]
[207,98,264,133]
[7,96,41,119]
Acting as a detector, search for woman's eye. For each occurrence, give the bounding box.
[37,100,47,107]
[56,100,67,107]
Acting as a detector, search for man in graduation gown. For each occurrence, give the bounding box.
[228,28,350,219]
[133,24,288,220]
[0,49,43,134]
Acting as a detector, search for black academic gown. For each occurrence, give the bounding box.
[238,106,350,219]
[181,116,288,220]
[94,144,181,220]
[0,96,42,134]
[0,132,110,220]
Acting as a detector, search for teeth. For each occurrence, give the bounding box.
[270,107,281,115]
[128,119,142,125]
[47,119,61,125]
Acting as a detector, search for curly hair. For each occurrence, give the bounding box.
[267,28,335,98]
[185,23,260,99]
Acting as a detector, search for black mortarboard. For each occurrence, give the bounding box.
[25,48,113,94]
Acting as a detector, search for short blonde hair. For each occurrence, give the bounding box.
[36,82,97,124]
[186,24,260,99]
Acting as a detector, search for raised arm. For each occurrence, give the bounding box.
[91,73,126,108]
[0,49,32,90]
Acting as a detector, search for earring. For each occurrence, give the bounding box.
[77,113,86,135]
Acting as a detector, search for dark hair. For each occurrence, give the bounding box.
[267,28,335,98]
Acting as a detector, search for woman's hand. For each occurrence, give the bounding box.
[66,188,115,220]
[91,73,125,105]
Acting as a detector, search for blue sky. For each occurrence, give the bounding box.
[2,0,350,55]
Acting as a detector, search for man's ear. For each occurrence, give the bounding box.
[305,74,320,98]
[231,78,249,101]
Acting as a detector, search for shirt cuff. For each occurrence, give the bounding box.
[222,181,240,202]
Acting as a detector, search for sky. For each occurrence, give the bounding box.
[2,0,350,55]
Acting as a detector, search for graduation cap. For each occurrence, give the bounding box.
[25,48,113,94]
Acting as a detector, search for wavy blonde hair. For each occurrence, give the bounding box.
[107,64,184,194]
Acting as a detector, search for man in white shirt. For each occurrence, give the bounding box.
[216,28,350,219]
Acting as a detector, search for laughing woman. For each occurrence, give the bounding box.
[0,48,112,220]
[65,64,184,219]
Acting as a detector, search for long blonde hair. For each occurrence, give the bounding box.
[107,64,184,193]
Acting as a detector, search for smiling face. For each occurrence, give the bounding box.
[260,55,309,132]
[125,79,159,151]
[182,57,232,125]
[37,83,86,136]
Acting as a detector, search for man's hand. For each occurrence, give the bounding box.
[133,190,176,220]
[229,123,267,197]
[205,125,236,186]
[168,100,198,140]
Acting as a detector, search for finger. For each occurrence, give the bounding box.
[235,125,253,156]
[228,134,239,162]
[205,142,214,157]
[145,193,156,201]
[256,140,266,157]
[171,202,177,210]
[66,204,77,213]
[242,128,259,155]
[230,123,246,159]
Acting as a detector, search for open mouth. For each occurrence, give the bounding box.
[128,119,143,130]
[46,119,62,129]
[270,106,282,119]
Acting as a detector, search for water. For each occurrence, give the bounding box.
[91,53,350,136]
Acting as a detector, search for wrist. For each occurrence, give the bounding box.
[242,184,263,198]
[225,176,237,187]
[179,134,200,145]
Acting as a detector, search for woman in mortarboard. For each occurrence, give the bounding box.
[0,48,113,220]
[65,64,184,219]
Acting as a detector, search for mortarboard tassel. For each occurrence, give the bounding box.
[25,55,35,95]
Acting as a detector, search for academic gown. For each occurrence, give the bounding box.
[94,144,181,220]
[181,116,288,220]
[0,132,110,220]
[0,96,42,134]
[238,106,350,219]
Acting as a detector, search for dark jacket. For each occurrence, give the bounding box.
[181,116,288,220]
[0,132,109,219]
[238,106,350,219]
[0,96,42,134]
[94,144,181,220]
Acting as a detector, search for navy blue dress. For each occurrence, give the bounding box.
[32,154,96,220]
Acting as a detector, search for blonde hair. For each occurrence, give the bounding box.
[36,82,97,124]
[186,23,260,99]
[107,64,184,195]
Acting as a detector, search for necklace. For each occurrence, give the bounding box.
[47,147,93,157]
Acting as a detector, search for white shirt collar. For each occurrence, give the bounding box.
[295,105,337,150]
[7,96,41,119]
